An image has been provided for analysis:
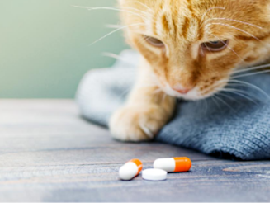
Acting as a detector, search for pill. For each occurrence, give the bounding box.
[154,157,192,172]
[128,158,143,175]
[119,158,143,181]
[142,168,168,181]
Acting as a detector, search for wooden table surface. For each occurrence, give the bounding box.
[0,100,269,202]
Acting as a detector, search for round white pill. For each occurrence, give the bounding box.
[142,168,168,181]
[119,163,138,181]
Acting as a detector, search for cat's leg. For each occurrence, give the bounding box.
[110,59,176,141]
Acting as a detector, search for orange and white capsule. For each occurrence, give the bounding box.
[154,157,191,172]
[119,159,143,180]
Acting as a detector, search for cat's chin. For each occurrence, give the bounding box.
[180,95,211,101]
[164,87,209,101]
[180,95,205,101]
[182,91,216,101]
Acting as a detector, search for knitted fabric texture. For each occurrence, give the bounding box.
[77,50,270,160]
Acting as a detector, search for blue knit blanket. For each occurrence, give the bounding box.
[77,50,270,160]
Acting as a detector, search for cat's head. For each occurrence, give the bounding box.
[119,0,270,100]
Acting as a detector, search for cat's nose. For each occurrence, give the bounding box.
[172,85,193,94]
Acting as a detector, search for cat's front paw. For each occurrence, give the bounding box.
[110,105,168,142]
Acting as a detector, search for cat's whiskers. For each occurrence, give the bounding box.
[121,6,150,16]
[102,52,138,65]
[213,94,235,112]
[205,98,210,114]
[87,7,148,21]
[217,92,239,103]
[220,87,258,103]
[73,6,148,21]
[200,7,226,21]
[106,23,146,32]
[228,79,270,100]
[128,0,154,14]
[232,69,270,79]
[201,75,270,101]
[105,24,122,29]
[233,63,270,74]
[205,23,260,41]
[211,96,221,109]
[200,79,228,96]
[90,23,144,46]
[201,18,263,30]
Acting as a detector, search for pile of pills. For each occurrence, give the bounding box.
[119,157,191,181]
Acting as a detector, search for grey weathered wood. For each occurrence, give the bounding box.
[0,100,269,202]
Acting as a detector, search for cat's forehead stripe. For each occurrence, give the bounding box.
[149,0,200,41]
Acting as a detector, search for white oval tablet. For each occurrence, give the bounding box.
[142,168,168,181]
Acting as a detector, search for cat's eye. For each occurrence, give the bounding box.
[202,40,229,52]
[144,36,164,48]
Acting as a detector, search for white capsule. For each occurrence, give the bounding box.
[142,168,168,181]
[154,157,192,172]
[154,158,176,172]
[119,163,138,181]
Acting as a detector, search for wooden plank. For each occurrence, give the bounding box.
[0,100,269,202]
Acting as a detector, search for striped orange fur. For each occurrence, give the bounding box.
[110,0,270,141]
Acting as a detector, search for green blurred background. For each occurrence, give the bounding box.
[0,0,128,98]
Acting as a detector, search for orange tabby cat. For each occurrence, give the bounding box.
[110,0,270,141]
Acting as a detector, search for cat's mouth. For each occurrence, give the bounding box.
[162,81,228,101]
[164,85,201,101]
